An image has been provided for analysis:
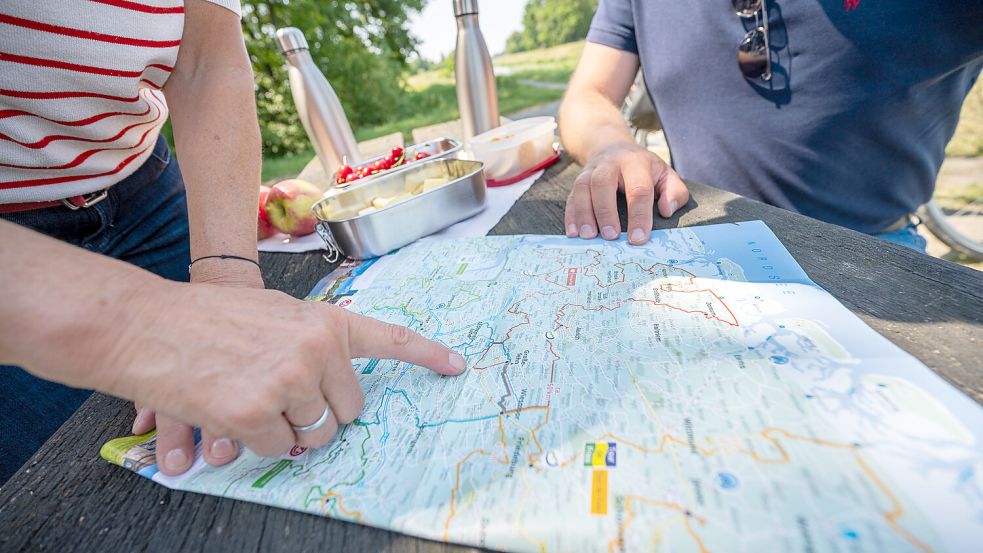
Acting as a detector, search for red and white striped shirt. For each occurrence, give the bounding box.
[0,0,241,204]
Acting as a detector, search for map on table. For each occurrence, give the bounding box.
[102,221,983,552]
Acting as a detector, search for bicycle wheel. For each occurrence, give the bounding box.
[918,199,983,261]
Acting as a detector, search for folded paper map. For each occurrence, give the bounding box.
[103,221,983,552]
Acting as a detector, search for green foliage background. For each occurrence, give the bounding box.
[242,0,424,156]
[236,0,600,158]
[505,0,598,54]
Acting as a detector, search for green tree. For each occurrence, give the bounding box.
[241,0,425,156]
[505,0,598,54]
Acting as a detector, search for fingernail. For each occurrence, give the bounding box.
[668,200,679,215]
[211,438,237,460]
[580,225,596,239]
[600,226,618,240]
[448,352,467,373]
[164,448,190,472]
[566,224,578,237]
[630,228,646,244]
[132,409,152,434]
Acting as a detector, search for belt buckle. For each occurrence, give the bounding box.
[61,189,109,211]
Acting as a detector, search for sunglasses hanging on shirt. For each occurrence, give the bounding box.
[733,0,773,81]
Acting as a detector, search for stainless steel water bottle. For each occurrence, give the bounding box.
[453,0,500,141]
[276,27,362,178]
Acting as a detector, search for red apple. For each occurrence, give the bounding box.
[257,185,277,240]
[264,179,321,237]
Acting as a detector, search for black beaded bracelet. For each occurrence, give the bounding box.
[188,254,261,273]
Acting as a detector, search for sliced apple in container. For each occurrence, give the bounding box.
[387,193,413,207]
[422,178,450,193]
[372,193,414,209]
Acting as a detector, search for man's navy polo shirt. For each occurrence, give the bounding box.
[587,0,983,233]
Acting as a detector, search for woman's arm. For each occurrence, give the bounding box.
[163,0,263,288]
[152,0,266,471]
[0,220,466,458]
[0,221,152,386]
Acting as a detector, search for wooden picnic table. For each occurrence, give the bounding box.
[2,156,981,552]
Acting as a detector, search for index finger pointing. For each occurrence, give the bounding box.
[345,311,467,376]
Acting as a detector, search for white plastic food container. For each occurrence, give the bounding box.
[468,116,557,183]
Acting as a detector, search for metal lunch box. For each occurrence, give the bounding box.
[312,158,487,260]
[327,137,463,195]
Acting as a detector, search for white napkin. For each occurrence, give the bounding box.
[431,169,542,239]
[257,231,325,253]
[257,170,544,253]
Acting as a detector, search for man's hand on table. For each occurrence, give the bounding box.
[132,259,267,475]
[557,42,689,246]
[565,142,689,246]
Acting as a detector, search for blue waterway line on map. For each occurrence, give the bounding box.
[355,374,412,489]
[359,386,512,431]
[420,413,502,428]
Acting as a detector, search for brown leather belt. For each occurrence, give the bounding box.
[0,189,109,215]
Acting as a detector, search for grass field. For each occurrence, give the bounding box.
[405,41,584,90]
[354,76,566,143]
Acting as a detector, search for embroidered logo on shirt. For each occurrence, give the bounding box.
[845,0,861,10]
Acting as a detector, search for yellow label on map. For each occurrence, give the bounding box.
[591,442,608,467]
[584,441,617,467]
[99,430,159,473]
[591,469,608,515]
[99,431,156,466]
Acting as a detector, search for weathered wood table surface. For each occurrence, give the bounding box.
[2,157,981,552]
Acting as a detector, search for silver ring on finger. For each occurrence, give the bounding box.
[290,405,332,433]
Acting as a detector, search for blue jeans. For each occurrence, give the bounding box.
[0,137,190,484]
[875,222,928,253]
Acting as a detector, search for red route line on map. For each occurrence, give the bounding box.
[518,331,562,468]
[531,251,740,326]
[556,297,738,328]
[469,292,564,468]
[546,258,740,327]
[657,285,740,327]
[457,251,741,500]
[523,250,602,280]
[471,296,537,414]
[476,261,739,422]
[472,297,534,371]
[448,251,925,550]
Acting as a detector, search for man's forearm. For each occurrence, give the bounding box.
[0,221,161,392]
[558,42,642,166]
[559,87,637,165]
